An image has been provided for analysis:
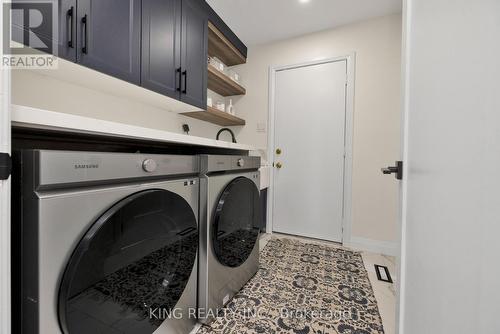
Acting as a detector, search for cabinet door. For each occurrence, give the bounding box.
[77,0,141,84]
[9,0,76,61]
[141,0,182,99]
[180,0,207,109]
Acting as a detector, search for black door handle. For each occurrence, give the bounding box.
[0,153,12,180]
[381,161,403,180]
[81,15,88,54]
[67,7,74,48]
[182,70,187,94]
[176,67,182,92]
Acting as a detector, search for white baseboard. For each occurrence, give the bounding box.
[344,236,398,256]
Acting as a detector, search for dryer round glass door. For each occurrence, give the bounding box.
[212,177,261,267]
[58,189,198,334]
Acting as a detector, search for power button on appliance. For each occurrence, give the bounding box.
[237,158,245,167]
[142,159,157,173]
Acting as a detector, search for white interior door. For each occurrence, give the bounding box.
[399,0,500,333]
[272,59,347,242]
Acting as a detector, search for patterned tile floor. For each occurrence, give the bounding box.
[195,234,392,334]
[266,234,397,334]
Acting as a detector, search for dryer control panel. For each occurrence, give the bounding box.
[199,155,260,174]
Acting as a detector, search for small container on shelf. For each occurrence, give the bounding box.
[227,99,235,115]
[227,69,242,84]
[209,56,226,73]
[216,101,225,112]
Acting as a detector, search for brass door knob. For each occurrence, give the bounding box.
[275,162,283,169]
[276,148,282,155]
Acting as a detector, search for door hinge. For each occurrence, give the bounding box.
[0,153,12,180]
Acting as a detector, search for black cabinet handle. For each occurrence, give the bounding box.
[182,70,187,94]
[67,7,74,48]
[176,67,181,92]
[81,15,88,54]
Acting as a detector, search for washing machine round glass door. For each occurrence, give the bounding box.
[58,189,198,334]
[212,176,261,268]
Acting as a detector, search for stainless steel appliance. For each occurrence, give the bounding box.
[198,155,261,323]
[12,150,199,334]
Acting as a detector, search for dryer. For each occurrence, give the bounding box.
[198,155,261,323]
[12,150,200,334]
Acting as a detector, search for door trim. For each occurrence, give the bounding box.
[397,1,411,333]
[0,4,12,331]
[266,54,356,245]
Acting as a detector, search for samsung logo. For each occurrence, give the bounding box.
[74,164,99,169]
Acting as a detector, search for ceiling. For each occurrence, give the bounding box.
[206,0,402,46]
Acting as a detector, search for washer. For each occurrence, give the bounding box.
[198,155,261,322]
[12,150,200,334]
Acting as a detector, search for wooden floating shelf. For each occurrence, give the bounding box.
[181,106,246,126]
[208,21,246,66]
[208,65,246,96]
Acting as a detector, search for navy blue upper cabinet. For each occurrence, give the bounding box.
[142,0,207,109]
[11,0,240,111]
[77,0,141,84]
[180,0,208,109]
[141,0,182,99]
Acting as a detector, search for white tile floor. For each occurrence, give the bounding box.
[359,250,396,334]
[260,233,396,334]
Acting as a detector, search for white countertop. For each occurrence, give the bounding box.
[11,105,257,151]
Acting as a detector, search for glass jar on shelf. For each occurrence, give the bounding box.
[227,69,242,85]
[215,101,225,112]
[208,56,226,73]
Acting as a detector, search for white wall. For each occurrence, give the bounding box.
[401,0,500,332]
[231,14,402,248]
[11,69,239,144]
